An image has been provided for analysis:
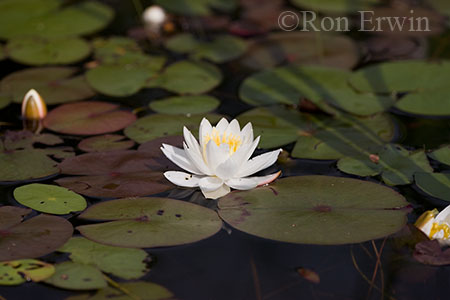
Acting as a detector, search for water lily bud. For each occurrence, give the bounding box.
[142,5,167,31]
[21,89,47,120]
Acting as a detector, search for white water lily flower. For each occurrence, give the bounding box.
[161,118,282,199]
[415,205,450,246]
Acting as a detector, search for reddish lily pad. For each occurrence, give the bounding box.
[78,134,135,153]
[43,102,137,135]
[77,197,222,248]
[0,206,73,261]
[414,240,450,266]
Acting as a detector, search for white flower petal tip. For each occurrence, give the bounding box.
[21,89,47,120]
[415,205,450,246]
[160,117,281,199]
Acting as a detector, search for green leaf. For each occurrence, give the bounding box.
[14,183,87,215]
[218,175,408,245]
[77,197,222,248]
[78,134,135,153]
[7,36,91,66]
[44,262,107,290]
[395,88,450,116]
[415,173,450,202]
[429,145,450,166]
[149,95,220,115]
[92,37,143,64]
[59,237,149,280]
[0,259,55,286]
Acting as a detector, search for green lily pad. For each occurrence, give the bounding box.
[56,149,173,198]
[44,262,107,290]
[148,60,222,95]
[43,101,137,135]
[337,144,433,185]
[124,113,222,144]
[291,0,379,13]
[149,95,220,115]
[0,206,73,261]
[395,88,450,117]
[154,0,236,16]
[166,33,247,63]
[0,44,5,60]
[0,259,55,286]
[218,175,408,245]
[14,183,87,215]
[240,32,360,71]
[59,237,149,280]
[429,145,450,166]
[65,282,174,300]
[239,64,394,116]
[7,36,91,66]
[78,134,135,153]
[0,67,95,105]
[0,130,74,182]
[0,0,114,39]
[415,173,450,202]
[92,36,142,64]
[77,197,222,248]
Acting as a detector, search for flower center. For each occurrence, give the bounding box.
[429,222,450,239]
[203,128,242,155]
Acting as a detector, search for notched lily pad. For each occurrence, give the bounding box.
[149,95,220,115]
[218,176,409,245]
[43,101,137,135]
[0,259,55,286]
[44,261,107,290]
[14,183,87,215]
[78,134,135,153]
[77,197,222,248]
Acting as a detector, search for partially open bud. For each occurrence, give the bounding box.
[21,89,47,120]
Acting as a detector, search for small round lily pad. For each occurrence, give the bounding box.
[149,95,220,115]
[43,101,137,135]
[14,183,87,215]
[429,145,450,166]
[0,259,55,286]
[44,262,107,290]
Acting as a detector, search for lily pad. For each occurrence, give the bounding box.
[0,0,114,39]
[44,262,107,290]
[0,130,74,182]
[7,36,91,66]
[415,173,450,202]
[239,64,394,116]
[77,197,222,248]
[154,0,236,16]
[43,102,137,135]
[0,67,95,105]
[124,113,222,144]
[148,60,222,95]
[429,145,450,166]
[337,144,433,185]
[92,36,142,64]
[291,0,379,13]
[0,44,5,60]
[56,149,174,198]
[59,237,149,280]
[13,183,87,215]
[218,175,409,245]
[0,206,73,261]
[0,259,55,286]
[165,33,248,63]
[78,134,135,153]
[240,32,360,71]
[149,95,220,115]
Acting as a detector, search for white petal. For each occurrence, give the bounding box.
[201,184,231,199]
[183,142,212,175]
[183,126,202,158]
[232,136,260,168]
[436,205,450,223]
[240,122,253,144]
[161,144,202,175]
[215,156,239,180]
[254,171,282,186]
[205,141,229,171]
[164,171,201,187]
[225,177,258,190]
[199,176,223,192]
[224,119,240,136]
[215,118,229,134]
[236,149,282,178]
[199,118,212,148]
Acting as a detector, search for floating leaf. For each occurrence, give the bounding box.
[149,95,220,115]
[291,0,379,13]
[14,183,87,215]
[0,259,55,286]
[395,88,450,116]
[415,173,450,202]
[337,144,433,185]
[166,34,247,63]
[77,197,222,248]
[154,0,236,16]
[239,32,360,71]
[78,134,135,153]
[218,176,409,245]
[43,102,136,135]
[7,36,91,66]
[91,36,142,64]
[0,44,5,60]
[59,237,149,280]
[56,149,173,198]
[429,145,450,166]
[124,113,222,144]
[0,206,73,261]
[414,240,450,266]
[239,65,394,116]
[0,0,114,39]
[44,262,107,290]
[148,60,222,95]
[0,67,95,105]
[0,130,74,182]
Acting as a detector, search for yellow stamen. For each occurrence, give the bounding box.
[429,222,450,239]
[415,209,438,228]
[203,128,242,156]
